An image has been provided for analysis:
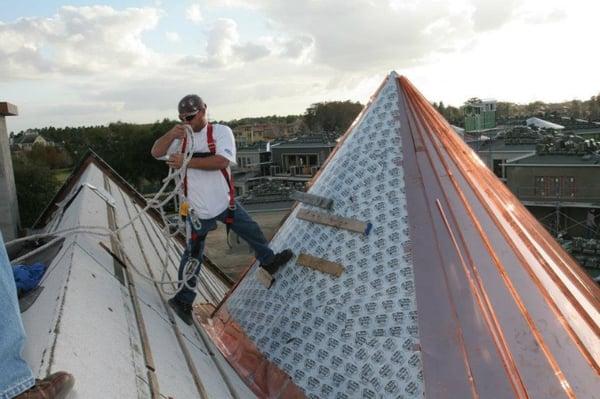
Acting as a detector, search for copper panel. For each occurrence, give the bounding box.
[398,76,599,398]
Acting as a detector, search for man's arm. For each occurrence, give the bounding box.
[166,153,229,170]
[151,125,186,158]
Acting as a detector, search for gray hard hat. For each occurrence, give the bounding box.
[178,94,206,116]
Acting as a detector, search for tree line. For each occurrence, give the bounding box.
[433,92,600,127]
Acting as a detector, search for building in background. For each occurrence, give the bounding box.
[233,134,337,203]
[468,126,539,178]
[233,119,304,146]
[270,134,336,177]
[464,98,496,132]
[10,130,56,151]
[505,150,600,237]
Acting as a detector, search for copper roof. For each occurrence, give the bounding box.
[205,72,600,398]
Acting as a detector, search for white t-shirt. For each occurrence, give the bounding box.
[167,123,237,219]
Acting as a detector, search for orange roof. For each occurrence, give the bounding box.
[206,73,600,398]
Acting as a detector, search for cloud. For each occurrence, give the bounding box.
[203,0,259,9]
[234,42,271,62]
[470,0,521,32]
[178,18,270,68]
[165,31,180,42]
[280,35,314,61]
[84,58,335,119]
[206,18,238,65]
[185,4,203,23]
[6,0,598,134]
[524,8,567,25]
[231,0,477,72]
[0,6,160,80]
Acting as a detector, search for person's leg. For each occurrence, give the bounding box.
[0,231,35,399]
[218,202,293,278]
[218,203,274,263]
[173,218,215,305]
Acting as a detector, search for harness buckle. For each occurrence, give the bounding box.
[189,209,202,231]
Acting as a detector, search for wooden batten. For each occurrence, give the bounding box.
[296,208,371,235]
[290,191,334,210]
[297,253,344,277]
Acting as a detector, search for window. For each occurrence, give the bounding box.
[283,153,319,174]
[534,176,576,198]
[561,176,576,198]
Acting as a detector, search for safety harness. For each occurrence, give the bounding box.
[180,123,236,239]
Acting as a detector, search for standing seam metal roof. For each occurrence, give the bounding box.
[206,72,600,398]
[19,155,255,398]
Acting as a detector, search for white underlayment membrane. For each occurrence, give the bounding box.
[227,75,424,398]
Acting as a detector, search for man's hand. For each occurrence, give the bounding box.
[151,124,188,158]
[166,153,184,169]
[168,124,187,140]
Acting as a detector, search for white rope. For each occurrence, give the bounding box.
[8,125,210,297]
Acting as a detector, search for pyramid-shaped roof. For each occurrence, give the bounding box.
[205,73,600,398]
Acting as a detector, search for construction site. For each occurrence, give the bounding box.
[1,73,599,398]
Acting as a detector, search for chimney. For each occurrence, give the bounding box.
[0,102,20,241]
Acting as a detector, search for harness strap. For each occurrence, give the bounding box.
[206,124,236,232]
[180,135,189,197]
[181,124,235,238]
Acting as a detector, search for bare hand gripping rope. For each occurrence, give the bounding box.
[8,125,206,297]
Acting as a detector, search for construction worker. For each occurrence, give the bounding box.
[0,231,75,399]
[585,208,597,239]
[151,95,293,325]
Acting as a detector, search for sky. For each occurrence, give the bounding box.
[1,0,598,132]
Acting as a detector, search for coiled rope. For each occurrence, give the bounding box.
[8,125,206,296]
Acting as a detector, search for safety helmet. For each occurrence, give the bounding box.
[178,94,205,117]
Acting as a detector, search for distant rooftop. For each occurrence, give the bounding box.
[506,153,600,166]
[526,117,565,130]
[271,133,338,148]
[469,138,537,152]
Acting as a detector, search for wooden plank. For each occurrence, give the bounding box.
[256,267,274,288]
[111,180,211,399]
[296,208,372,235]
[0,102,18,116]
[290,191,333,210]
[297,253,344,277]
[103,176,160,398]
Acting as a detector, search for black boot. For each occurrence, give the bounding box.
[261,249,293,275]
[168,297,194,325]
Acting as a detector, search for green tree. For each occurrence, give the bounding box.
[303,100,363,133]
[27,144,72,169]
[12,156,60,227]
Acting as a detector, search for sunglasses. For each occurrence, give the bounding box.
[180,112,198,122]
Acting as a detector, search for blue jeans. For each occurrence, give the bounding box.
[0,231,35,399]
[174,202,274,304]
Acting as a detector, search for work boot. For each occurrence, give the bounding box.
[261,249,294,275]
[168,297,194,325]
[15,371,75,399]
